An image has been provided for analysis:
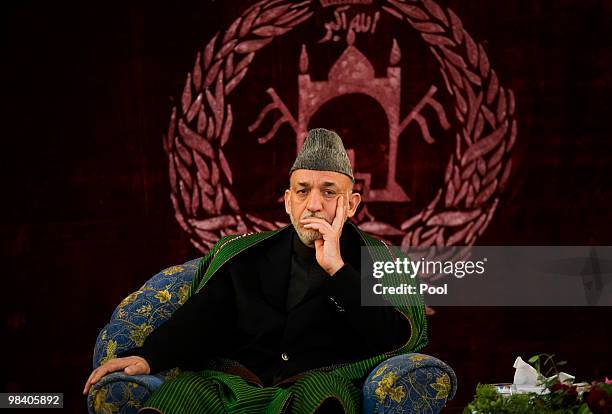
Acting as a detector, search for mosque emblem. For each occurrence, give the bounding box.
[163,0,517,252]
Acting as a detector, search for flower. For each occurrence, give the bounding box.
[388,384,406,402]
[164,367,181,381]
[178,285,190,305]
[136,304,152,315]
[100,340,117,364]
[371,364,388,379]
[430,374,451,400]
[163,266,183,275]
[379,371,398,389]
[550,382,577,396]
[375,371,405,403]
[467,356,611,413]
[129,323,153,347]
[548,382,579,407]
[119,291,141,307]
[93,388,119,414]
[585,384,612,414]
[155,290,172,303]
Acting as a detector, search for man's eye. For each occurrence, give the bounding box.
[324,191,335,196]
[297,189,307,194]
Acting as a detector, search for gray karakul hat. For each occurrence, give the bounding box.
[289,128,354,182]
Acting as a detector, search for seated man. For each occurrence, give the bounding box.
[83,128,426,413]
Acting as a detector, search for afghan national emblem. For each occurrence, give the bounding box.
[164,0,517,252]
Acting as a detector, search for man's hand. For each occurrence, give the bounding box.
[82,356,150,395]
[301,195,346,275]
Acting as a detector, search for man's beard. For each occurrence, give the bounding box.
[288,211,331,247]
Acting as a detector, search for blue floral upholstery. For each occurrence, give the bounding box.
[362,353,457,413]
[88,260,198,414]
[87,259,457,413]
[86,372,166,414]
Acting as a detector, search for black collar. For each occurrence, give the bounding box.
[292,231,316,261]
[254,223,363,313]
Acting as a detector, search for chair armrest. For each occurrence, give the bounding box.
[87,372,165,414]
[92,259,200,368]
[362,353,458,414]
[87,260,198,413]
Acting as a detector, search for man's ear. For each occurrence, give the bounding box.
[284,189,291,215]
[346,192,361,218]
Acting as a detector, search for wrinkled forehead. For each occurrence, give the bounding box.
[289,169,352,190]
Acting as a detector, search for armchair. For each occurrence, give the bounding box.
[87,259,457,413]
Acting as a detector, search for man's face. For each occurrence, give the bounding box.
[284,169,361,246]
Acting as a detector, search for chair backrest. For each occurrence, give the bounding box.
[92,258,201,369]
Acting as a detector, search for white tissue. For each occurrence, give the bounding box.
[511,357,575,395]
[548,372,575,384]
[513,356,539,385]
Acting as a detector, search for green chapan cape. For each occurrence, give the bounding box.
[140,224,427,414]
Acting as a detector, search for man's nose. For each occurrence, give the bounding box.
[306,190,323,212]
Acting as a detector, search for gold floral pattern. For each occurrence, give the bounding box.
[121,387,141,408]
[126,398,142,408]
[375,371,406,403]
[411,355,428,363]
[163,266,184,275]
[430,373,451,400]
[155,289,171,303]
[93,388,119,414]
[158,308,172,319]
[380,372,398,389]
[371,364,389,379]
[101,340,117,364]
[410,398,430,412]
[119,291,142,307]
[164,367,181,381]
[388,384,406,402]
[136,304,152,315]
[364,355,458,413]
[129,323,153,347]
[90,260,223,413]
[177,284,190,305]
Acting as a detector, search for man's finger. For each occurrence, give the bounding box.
[124,362,143,375]
[85,366,105,389]
[332,195,344,230]
[86,359,128,389]
[303,222,328,235]
[300,217,330,226]
[90,368,108,385]
[83,369,99,394]
[85,369,98,389]
[314,239,324,251]
[91,364,115,384]
[303,221,332,231]
[84,368,104,395]
[84,358,143,394]
[301,219,331,231]
[303,223,323,232]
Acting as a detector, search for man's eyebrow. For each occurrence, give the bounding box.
[296,182,311,187]
[321,182,339,188]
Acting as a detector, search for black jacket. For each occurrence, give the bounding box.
[119,224,409,387]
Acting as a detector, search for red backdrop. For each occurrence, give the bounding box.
[1,1,611,412]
